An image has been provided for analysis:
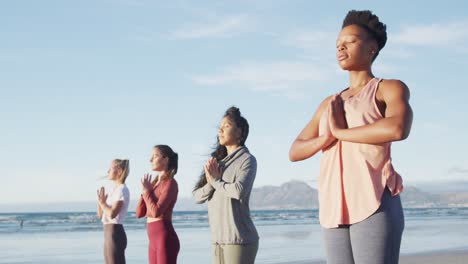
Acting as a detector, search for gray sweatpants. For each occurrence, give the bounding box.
[322,188,404,264]
[212,241,259,264]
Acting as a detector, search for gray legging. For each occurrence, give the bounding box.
[322,188,404,264]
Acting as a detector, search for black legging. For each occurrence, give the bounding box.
[104,224,127,264]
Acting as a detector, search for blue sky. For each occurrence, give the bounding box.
[1,0,468,204]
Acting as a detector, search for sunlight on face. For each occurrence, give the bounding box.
[218,117,240,147]
[107,160,121,181]
[150,148,168,172]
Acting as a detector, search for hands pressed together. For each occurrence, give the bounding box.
[327,95,348,143]
[204,157,221,184]
[141,173,155,194]
[97,187,108,205]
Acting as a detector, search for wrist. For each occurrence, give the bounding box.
[334,128,345,140]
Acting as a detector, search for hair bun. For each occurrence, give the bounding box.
[225,106,241,117]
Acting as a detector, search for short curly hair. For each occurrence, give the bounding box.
[342,10,387,60]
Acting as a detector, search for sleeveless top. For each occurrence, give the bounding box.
[318,77,403,228]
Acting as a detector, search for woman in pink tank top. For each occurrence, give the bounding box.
[290,10,413,264]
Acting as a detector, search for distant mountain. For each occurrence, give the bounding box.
[175,180,468,211]
[250,180,318,210]
[405,180,468,193]
[1,181,467,213]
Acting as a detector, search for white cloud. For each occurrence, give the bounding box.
[283,30,336,52]
[392,21,468,51]
[448,166,468,175]
[192,61,333,97]
[171,14,253,39]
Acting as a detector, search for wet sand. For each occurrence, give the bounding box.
[282,249,468,264]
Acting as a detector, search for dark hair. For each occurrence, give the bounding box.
[154,144,178,179]
[342,10,387,60]
[193,106,249,190]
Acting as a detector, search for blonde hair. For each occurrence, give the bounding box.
[113,159,130,184]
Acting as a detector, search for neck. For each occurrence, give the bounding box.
[158,171,170,181]
[112,180,122,185]
[348,70,374,90]
[225,145,241,155]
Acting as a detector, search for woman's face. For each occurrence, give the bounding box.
[336,25,377,71]
[218,117,241,147]
[107,160,122,181]
[150,148,168,172]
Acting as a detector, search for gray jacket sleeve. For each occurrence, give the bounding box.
[192,182,215,204]
[211,156,257,200]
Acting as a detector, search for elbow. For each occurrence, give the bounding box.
[148,206,161,218]
[110,211,119,219]
[392,125,410,141]
[195,198,206,204]
[231,189,243,201]
[289,152,299,162]
[289,147,299,162]
[135,210,144,218]
[153,211,162,218]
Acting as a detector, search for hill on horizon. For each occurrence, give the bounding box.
[1,180,468,213]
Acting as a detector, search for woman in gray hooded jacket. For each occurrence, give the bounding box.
[193,106,259,264]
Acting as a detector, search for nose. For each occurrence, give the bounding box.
[337,44,345,51]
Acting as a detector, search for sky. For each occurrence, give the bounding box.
[1,0,468,205]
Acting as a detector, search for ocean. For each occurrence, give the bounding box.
[1,208,467,263]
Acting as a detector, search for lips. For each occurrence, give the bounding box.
[337,53,348,61]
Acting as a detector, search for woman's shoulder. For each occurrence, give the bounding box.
[239,148,257,166]
[377,79,410,99]
[314,94,336,116]
[163,178,179,188]
[379,79,408,89]
[114,184,130,198]
[119,184,130,193]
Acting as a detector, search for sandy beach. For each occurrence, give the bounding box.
[1,210,467,264]
[399,249,468,264]
[284,249,468,264]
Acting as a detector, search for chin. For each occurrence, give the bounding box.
[338,62,351,71]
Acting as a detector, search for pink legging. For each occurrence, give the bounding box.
[147,221,180,264]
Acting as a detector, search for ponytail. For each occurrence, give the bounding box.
[114,159,130,184]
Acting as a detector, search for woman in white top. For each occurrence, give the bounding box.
[97,159,130,264]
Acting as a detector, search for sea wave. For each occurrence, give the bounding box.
[1,208,467,234]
